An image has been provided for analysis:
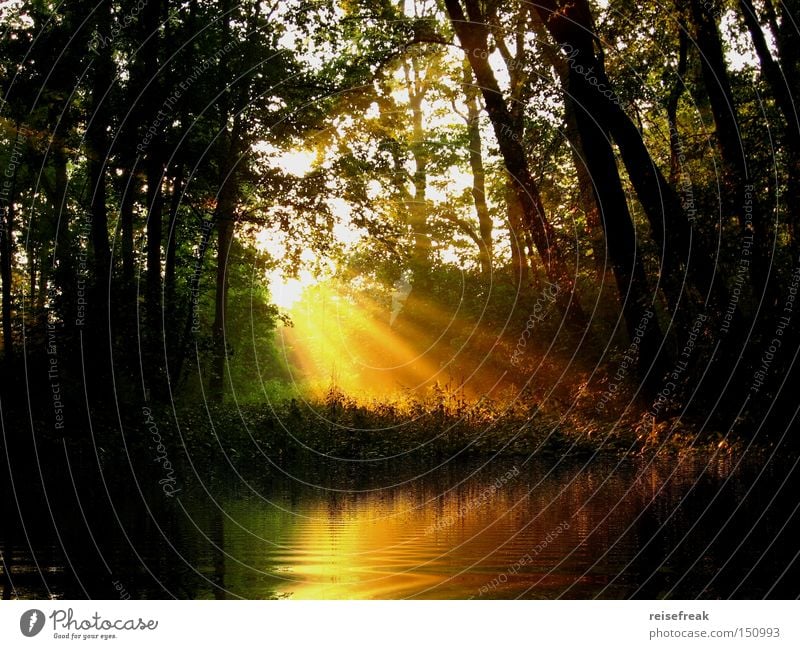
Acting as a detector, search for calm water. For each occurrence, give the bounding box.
[1,452,797,599]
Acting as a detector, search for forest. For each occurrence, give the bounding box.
[3,0,799,450]
[1,0,799,600]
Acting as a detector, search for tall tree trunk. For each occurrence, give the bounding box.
[86,2,113,353]
[445,0,586,327]
[738,0,800,145]
[165,167,184,315]
[488,4,533,289]
[405,58,433,301]
[462,57,493,277]
[119,170,138,293]
[209,117,243,403]
[533,11,665,385]
[505,182,530,288]
[529,11,604,274]
[571,65,665,389]
[666,23,689,185]
[738,0,800,250]
[114,160,139,371]
[564,96,606,274]
[765,0,800,103]
[0,131,18,366]
[139,0,168,397]
[51,144,74,325]
[688,0,771,299]
[689,1,746,179]
[209,180,237,403]
[533,0,725,319]
[164,168,184,382]
[145,155,164,333]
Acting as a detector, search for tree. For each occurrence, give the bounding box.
[527,0,665,385]
[444,0,587,327]
[737,0,800,253]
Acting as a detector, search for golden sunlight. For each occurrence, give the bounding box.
[267,268,316,310]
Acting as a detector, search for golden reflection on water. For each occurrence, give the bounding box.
[203,456,734,599]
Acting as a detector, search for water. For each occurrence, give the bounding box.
[1,452,797,599]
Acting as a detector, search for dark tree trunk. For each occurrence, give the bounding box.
[489,5,534,289]
[537,14,665,386]
[165,168,184,315]
[209,115,243,403]
[505,182,530,288]
[666,24,689,185]
[530,11,605,274]
[565,97,606,275]
[51,144,74,326]
[209,182,237,403]
[145,155,165,329]
[689,0,746,180]
[445,0,586,327]
[739,0,800,146]
[738,0,800,250]
[533,0,726,319]
[86,1,113,343]
[765,0,800,107]
[138,0,169,398]
[0,134,18,366]
[119,170,138,293]
[164,168,184,381]
[573,75,665,389]
[462,58,493,277]
[688,0,771,299]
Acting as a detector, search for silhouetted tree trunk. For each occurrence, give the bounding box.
[445,0,586,327]
[209,185,237,403]
[145,153,165,332]
[666,22,689,185]
[488,5,533,289]
[119,167,138,293]
[140,0,169,397]
[505,183,531,288]
[689,1,745,179]
[462,58,493,277]
[405,56,433,301]
[86,1,113,344]
[114,159,139,384]
[209,120,243,403]
[165,167,184,315]
[534,0,728,320]
[739,0,800,250]
[739,0,799,145]
[50,144,74,323]
[688,0,771,299]
[530,11,604,274]
[0,128,18,367]
[770,0,800,97]
[532,9,665,385]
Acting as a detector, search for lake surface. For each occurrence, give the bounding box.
[1,452,797,599]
